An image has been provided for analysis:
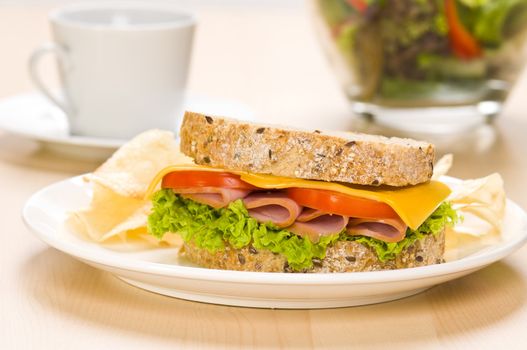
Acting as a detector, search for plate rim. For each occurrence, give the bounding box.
[22,175,527,286]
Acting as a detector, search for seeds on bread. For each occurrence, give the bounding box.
[179,111,435,186]
[182,229,445,273]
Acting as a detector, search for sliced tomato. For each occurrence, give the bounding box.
[162,171,258,190]
[445,0,481,59]
[286,188,400,220]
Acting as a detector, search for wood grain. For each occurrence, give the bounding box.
[1,3,527,349]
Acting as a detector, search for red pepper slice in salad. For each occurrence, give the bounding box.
[444,0,482,59]
[346,0,368,14]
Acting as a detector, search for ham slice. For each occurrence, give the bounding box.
[296,208,330,221]
[243,192,302,228]
[173,185,408,244]
[175,187,252,209]
[287,208,349,242]
[347,217,407,243]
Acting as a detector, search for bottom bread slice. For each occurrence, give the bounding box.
[181,230,445,273]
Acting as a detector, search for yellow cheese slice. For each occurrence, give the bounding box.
[146,165,451,230]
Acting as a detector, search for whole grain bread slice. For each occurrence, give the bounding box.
[182,229,445,273]
[179,111,435,186]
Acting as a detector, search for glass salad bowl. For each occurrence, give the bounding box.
[312,0,527,133]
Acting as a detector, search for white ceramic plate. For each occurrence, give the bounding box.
[0,92,254,160]
[23,175,527,309]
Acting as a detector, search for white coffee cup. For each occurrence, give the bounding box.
[29,3,195,139]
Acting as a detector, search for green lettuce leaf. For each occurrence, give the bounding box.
[148,189,339,270]
[458,0,527,46]
[148,189,459,270]
[317,0,354,27]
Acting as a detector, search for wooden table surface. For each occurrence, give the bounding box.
[2,2,527,349]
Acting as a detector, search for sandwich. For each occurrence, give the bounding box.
[146,112,459,272]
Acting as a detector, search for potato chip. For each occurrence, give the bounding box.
[432,154,453,180]
[446,173,506,248]
[67,182,148,242]
[448,173,505,234]
[89,129,192,199]
[67,129,191,245]
[443,172,506,255]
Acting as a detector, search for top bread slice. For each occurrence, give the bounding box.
[179,111,435,186]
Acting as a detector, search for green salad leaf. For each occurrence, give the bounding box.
[458,0,527,46]
[148,189,459,270]
[458,0,490,8]
[417,53,486,79]
[148,189,340,270]
[318,0,354,27]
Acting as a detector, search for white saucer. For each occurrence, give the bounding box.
[0,92,255,160]
[22,175,527,309]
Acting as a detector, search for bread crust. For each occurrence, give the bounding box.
[181,230,445,273]
[180,111,435,186]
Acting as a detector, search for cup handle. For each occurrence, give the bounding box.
[28,42,73,116]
